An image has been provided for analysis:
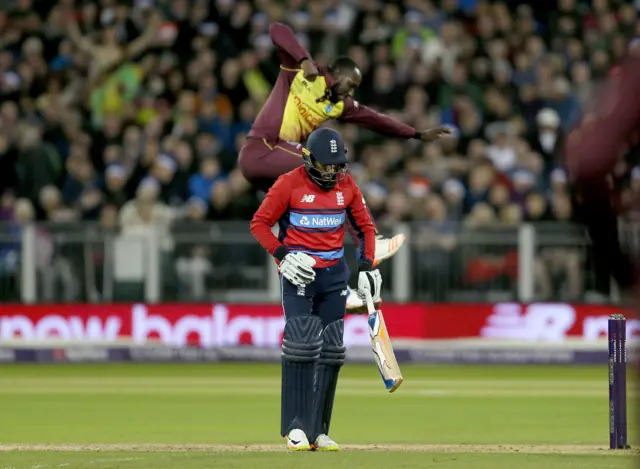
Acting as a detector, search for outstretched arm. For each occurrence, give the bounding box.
[269,22,313,71]
[66,15,96,55]
[339,98,453,141]
[125,11,162,60]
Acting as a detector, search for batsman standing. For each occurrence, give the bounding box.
[250,127,382,451]
[241,22,451,312]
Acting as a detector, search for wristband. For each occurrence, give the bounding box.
[274,246,290,261]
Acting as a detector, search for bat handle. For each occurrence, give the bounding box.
[363,290,376,315]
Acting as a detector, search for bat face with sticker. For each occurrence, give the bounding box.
[364,290,403,393]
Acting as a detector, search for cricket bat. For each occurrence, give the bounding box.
[364,290,403,393]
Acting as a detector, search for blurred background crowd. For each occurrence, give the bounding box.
[1,0,639,302]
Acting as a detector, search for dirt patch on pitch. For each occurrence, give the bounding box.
[0,444,636,455]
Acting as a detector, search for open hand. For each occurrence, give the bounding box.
[419,126,455,142]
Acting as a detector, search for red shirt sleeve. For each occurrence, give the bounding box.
[339,98,417,139]
[346,176,376,265]
[269,22,312,70]
[250,174,291,258]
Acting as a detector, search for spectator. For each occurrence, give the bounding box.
[380,191,411,226]
[486,131,517,173]
[487,183,511,215]
[39,185,77,222]
[441,179,465,219]
[439,60,484,111]
[529,108,564,170]
[0,133,19,193]
[465,164,495,211]
[175,196,212,301]
[525,192,551,222]
[189,157,224,202]
[545,77,581,131]
[536,193,583,300]
[15,123,60,205]
[119,178,174,252]
[391,11,436,63]
[103,165,129,208]
[415,194,458,301]
[549,168,569,198]
[500,203,522,226]
[62,159,98,206]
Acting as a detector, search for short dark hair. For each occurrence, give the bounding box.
[328,56,358,75]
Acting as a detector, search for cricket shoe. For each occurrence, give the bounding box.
[313,434,339,451]
[373,233,406,267]
[286,429,311,451]
[346,286,382,314]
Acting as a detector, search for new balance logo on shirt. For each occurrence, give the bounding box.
[301,194,315,203]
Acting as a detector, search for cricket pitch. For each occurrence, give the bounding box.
[0,443,637,455]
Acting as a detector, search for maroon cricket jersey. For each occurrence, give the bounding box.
[248,23,417,145]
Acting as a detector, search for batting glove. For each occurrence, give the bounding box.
[357,262,382,303]
[278,252,316,287]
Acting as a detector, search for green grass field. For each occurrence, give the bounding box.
[0,363,637,468]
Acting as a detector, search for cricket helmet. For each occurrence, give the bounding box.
[302,127,348,190]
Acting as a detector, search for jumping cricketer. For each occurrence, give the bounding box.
[240,21,451,312]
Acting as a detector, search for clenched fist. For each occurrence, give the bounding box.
[301,59,319,81]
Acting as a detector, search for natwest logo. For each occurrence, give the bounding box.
[312,216,342,227]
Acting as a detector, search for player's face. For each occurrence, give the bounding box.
[313,160,342,177]
[332,68,362,101]
[309,158,347,188]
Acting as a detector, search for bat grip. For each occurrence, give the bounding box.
[363,290,376,315]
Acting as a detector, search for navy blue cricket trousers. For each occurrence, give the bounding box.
[280,258,350,326]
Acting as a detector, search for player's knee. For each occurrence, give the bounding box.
[319,319,345,366]
[282,315,323,363]
[237,147,251,177]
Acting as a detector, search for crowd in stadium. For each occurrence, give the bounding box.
[0,0,639,301]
